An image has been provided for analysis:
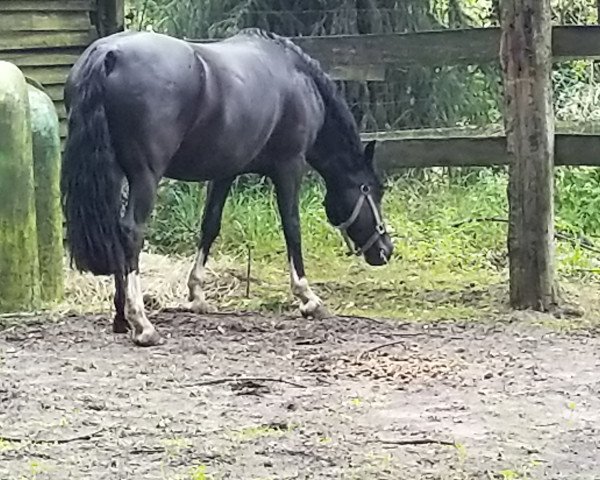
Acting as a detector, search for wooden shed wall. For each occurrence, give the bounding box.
[0,0,121,140]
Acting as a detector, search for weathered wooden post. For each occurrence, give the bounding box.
[500,0,557,310]
[0,61,40,312]
[95,0,125,36]
[28,84,64,303]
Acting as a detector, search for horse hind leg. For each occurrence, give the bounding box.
[125,270,162,346]
[120,169,163,346]
[112,179,130,334]
[187,178,234,314]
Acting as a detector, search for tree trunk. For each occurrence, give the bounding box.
[500,0,557,310]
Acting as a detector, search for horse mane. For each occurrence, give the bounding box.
[238,28,365,167]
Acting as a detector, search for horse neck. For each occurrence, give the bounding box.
[309,117,363,184]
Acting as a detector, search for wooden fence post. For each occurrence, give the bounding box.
[500,0,557,310]
[95,0,125,36]
[0,61,40,312]
[28,84,64,303]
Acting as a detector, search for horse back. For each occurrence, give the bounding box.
[66,31,324,182]
[165,35,325,179]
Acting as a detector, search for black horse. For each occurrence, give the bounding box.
[61,29,393,346]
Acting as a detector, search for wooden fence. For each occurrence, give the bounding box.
[193,19,599,310]
[191,25,600,170]
[277,26,600,171]
[191,19,596,309]
[292,26,600,79]
[0,0,123,142]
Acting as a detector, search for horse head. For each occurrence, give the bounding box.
[323,140,393,266]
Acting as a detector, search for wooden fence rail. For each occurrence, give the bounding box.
[188,26,600,82]
[361,127,600,171]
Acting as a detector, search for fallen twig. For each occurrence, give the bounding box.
[452,216,507,228]
[131,447,166,455]
[337,314,387,325]
[377,437,455,446]
[0,311,46,319]
[555,232,600,255]
[357,339,408,361]
[245,246,252,298]
[0,428,105,445]
[184,376,307,389]
[370,331,446,338]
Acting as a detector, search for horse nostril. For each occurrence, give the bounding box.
[379,248,390,264]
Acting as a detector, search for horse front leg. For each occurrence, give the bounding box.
[120,171,163,347]
[187,178,234,313]
[272,165,328,319]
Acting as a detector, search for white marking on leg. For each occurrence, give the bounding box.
[290,259,324,317]
[187,249,211,313]
[126,272,160,346]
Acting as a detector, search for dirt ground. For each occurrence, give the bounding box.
[0,310,599,480]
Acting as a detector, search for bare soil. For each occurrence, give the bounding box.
[0,311,599,479]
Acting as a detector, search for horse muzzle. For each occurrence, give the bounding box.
[363,233,393,266]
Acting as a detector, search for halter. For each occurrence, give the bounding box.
[332,184,387,256]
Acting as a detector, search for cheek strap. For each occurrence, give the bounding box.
[332,185,386,256]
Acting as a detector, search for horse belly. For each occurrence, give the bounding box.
[164,149,248,181]
[165,105,282,181]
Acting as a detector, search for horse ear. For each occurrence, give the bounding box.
[364,140,376,166]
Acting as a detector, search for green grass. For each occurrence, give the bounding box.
[146,169,600,321]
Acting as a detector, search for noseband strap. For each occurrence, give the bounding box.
[333,185,386,256]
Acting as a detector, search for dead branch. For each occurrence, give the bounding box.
[451,216,507,228]
[370,331,446,338]
[0,428,105,445]
[184,376,307,389]
[357,339,407,361]
[0,311,45,319]
[245,246,252,298]
[131,447,166,455]
[555,232,600,255]
[337,314,387,324]
[377,437,455,446]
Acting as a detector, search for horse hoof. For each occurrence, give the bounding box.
[189,300,215,315]
[300,302,330,320]
[132,329,164,347]
[312,305,332,320]
[112,319,130,334]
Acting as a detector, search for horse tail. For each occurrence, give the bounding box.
[61,49,126,276]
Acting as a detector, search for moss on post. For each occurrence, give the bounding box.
[0,61,40,312]
[28,84,64,303]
